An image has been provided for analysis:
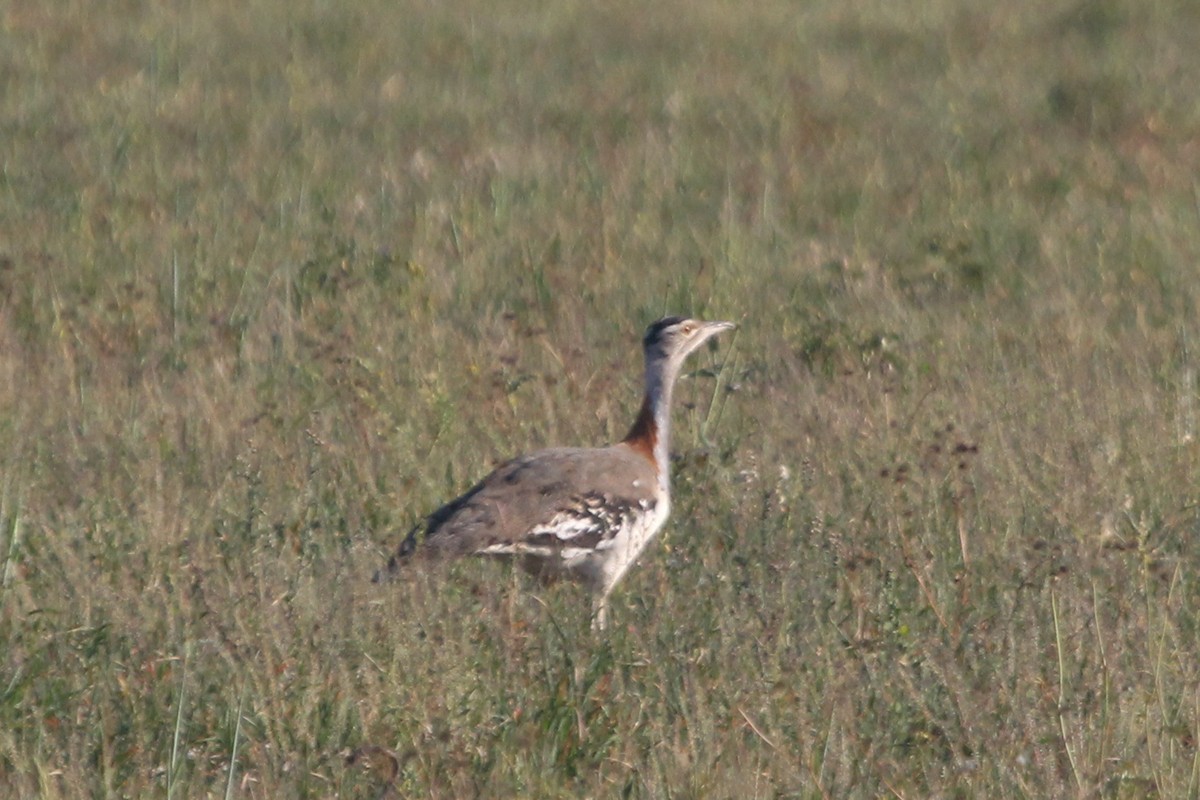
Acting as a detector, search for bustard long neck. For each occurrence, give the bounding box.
[622,354,679,491]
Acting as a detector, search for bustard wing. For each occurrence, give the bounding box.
[381,445,659,572]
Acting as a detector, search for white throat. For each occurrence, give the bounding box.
[643,355,678,492]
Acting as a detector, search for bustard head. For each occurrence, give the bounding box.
[642,316,736,369]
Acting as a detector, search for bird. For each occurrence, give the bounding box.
[375,316,736,629]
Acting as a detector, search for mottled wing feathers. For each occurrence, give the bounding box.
[483,490,657,560]
[381,446,658,576]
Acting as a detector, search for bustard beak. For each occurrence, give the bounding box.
[683,319,736,357]
[698,320,736,342]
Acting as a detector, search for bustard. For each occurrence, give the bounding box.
[376,316,736,629]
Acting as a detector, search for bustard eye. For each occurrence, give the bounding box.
[681,323,695,334]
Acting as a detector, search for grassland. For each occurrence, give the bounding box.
[2,0,1200,796]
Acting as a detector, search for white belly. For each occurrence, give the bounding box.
[488,490,672,596]
[575,495,671,593]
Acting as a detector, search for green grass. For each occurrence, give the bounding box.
[3,0,1200,796]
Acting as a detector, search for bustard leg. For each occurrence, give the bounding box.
[592,594,610,632]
